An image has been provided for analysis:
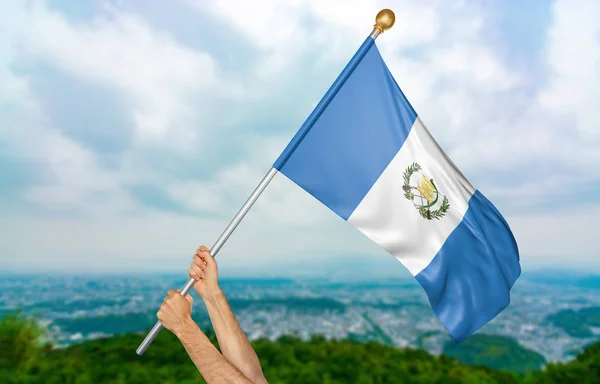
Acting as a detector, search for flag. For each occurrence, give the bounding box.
[273,37,521,342]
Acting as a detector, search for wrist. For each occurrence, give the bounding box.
[201,286,224,304]
[174,317,198,340]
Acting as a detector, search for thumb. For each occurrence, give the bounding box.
[185,294,193,304]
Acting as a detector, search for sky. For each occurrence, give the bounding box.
[0,0,599,277]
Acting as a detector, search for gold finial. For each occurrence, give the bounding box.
[374,9,395,34]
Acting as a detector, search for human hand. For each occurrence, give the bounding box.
[157,290,194,337]
[189,245,221,300]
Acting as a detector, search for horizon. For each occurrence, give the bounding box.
[2,264,599,279]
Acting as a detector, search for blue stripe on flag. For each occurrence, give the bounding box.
[415,190,521,342]
[274,41,417,220]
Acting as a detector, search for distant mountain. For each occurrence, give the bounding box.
[443,334,546,373]
[573,276,600,289]
[546,307,600,338]
[521,269,600,289]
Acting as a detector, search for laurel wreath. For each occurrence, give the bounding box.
[419,195,450,220]
[402,162,450,220]
[402,162,421,200]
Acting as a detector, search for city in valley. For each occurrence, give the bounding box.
[1,271,599,364]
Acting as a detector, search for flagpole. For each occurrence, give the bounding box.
[136,8,395,356]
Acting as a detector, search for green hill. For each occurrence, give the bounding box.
[546,307,600,338]
[528,342,600,384]
[2,312,600,383]
[443,334,546,373]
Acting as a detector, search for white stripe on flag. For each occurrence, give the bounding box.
[348,117,476,276]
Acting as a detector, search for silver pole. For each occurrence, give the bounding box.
[136,167,278,355]
[369,28,381,40]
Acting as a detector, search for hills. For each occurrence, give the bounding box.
[2,312,600,383]
[546,307,600,338]
[443,334,546,373]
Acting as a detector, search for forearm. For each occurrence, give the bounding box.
[204,290,266,383]
[176,319,253,384]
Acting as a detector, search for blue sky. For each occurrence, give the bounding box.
[0,0,599,276]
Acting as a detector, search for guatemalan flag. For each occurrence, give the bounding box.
[273,36,521,342]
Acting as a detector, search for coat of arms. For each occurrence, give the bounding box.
[402,162,450,220]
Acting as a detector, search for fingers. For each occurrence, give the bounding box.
[163,290,178,305]
[189,266,199,280]
[188,264,204,280]
[192,254,206,270]
[163,292,173,303]
[188,244,216,283]
[162,290,192,304]
[157,290,192,324]
[157,302,166,321]
[196,245,215,266]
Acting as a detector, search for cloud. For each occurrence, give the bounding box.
[0,1,246,214]
[538,0,600,141]
[10,2,240,151]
